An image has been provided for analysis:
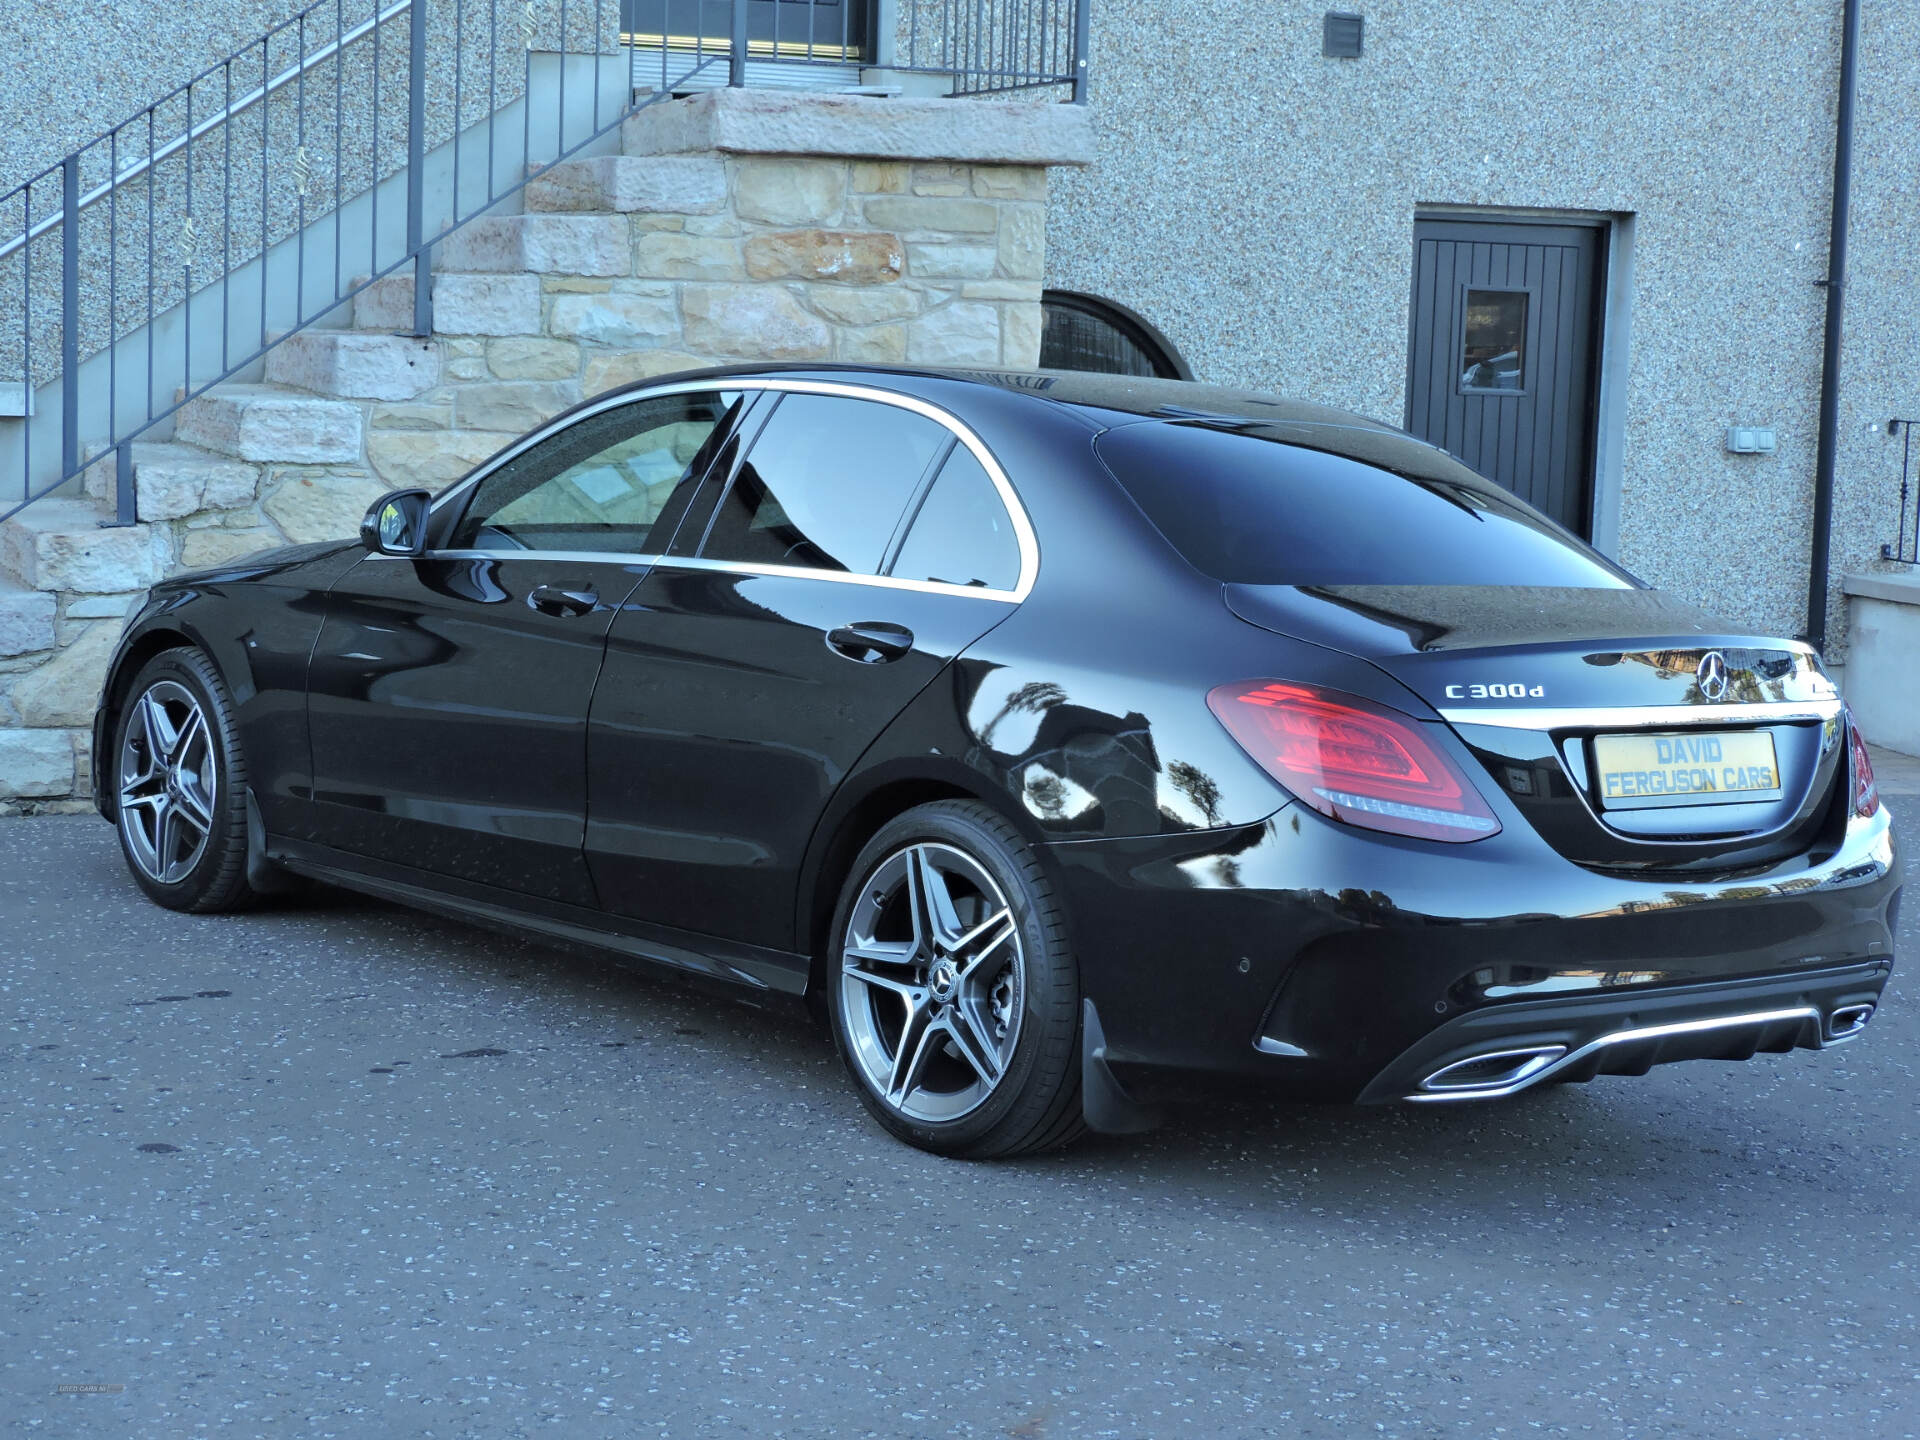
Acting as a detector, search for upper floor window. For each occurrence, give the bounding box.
[1040,290,1192,381]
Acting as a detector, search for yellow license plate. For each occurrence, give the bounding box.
[1593,730,1782,809]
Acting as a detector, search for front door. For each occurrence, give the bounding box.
[1405,217,1606,537]
[304,386,747,903]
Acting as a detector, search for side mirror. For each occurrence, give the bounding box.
[361,488,432,556]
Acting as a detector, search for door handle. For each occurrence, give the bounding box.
[527,584,600,617]
[826,621,915,664]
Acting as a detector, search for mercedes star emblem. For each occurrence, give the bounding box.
[1696,650,1731,702]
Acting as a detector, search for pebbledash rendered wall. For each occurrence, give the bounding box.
[0,0,624,196]
[1047,0,1920,654]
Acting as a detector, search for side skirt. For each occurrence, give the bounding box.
[269,835,812,1002]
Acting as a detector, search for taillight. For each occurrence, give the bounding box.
[1847,708,1880,818]
[1208,680,1501,843]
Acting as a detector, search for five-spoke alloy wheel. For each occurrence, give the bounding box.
[839,841,1025,1123]
[111,648,260,912]
[829,801,1084,1157]
[118,679,219,885]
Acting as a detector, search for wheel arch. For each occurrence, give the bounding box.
[796,760,1045,998]
[94,619,233,819]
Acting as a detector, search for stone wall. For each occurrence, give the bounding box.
[351,146,1054,495]
[0,91,1089,813]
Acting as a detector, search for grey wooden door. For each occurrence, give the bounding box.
[1406,218,1606,538]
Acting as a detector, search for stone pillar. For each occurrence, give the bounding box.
[532,90,1093,393]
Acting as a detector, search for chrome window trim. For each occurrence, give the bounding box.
[646,554,1022,603]
[364,549,659,568]
[364,548,1021,604]
[1440,698,1844,732]
[423,376,1039,602]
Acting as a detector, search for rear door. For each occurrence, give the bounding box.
[586,383,1031,951]
[304,387,746,902]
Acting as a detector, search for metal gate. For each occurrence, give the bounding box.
[1405,217,1606,538]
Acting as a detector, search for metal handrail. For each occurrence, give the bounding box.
[0,0,415,266]
[1882,418,1918,565]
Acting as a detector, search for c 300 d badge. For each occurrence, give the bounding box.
[1696,650,1731,701]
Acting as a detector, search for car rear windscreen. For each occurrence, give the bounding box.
[1094,421,1635,588]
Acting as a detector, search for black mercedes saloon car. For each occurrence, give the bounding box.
[93,365,1900,1156]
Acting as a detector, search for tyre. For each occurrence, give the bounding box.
[827,800,1085,1158]
[111,647,260,913]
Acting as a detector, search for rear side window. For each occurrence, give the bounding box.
[698,393,949,575]
[889,447,1021,592]
[1095,422,1634,587]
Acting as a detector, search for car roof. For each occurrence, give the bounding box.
[612,361,1392,431]
[614,362,1464,484]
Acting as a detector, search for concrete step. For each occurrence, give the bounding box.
[173,384,364,465]
[434,213,631,278]
[0,498,172,594]
[524,154,727,217]
[0,571,58,657]
[264,330,440,402]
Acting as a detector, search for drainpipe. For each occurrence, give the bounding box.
[1806,0,1861,652]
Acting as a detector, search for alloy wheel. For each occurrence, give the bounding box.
[118,680,219,885]
[838,842,1026,1124]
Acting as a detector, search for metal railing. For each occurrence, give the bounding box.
[1883,418,1919,565]
[1,0,1085,530]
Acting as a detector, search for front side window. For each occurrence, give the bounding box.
[697,393,949,575]
[889,446,1021,592]
[449,390,743,553]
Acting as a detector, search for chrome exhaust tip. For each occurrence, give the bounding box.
[1827,1003,1876,1042]
[1417,1044,1568,1096]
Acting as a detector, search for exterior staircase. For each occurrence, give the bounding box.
[0,88,1086,813]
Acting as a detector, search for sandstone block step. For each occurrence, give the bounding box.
[435,213,631,278]
[174,384,363,464]
[265,330,440,402]
[524,155,728,216]
[0,572,57,657]
[0,498,172,594]
[353,273,418,331]
[0,726,75,800]
[109,442,261,522]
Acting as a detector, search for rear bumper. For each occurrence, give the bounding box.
[1045,802,1899,1106]
[1354,960,1888,1104]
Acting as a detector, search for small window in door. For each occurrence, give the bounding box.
[1459,289,1529,393]
[888,446,1021,592]
[449,390,743,553]
[697,393,949,575]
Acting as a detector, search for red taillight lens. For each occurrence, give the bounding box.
[1208,680,1501,843]
[1847,708,1880,818]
